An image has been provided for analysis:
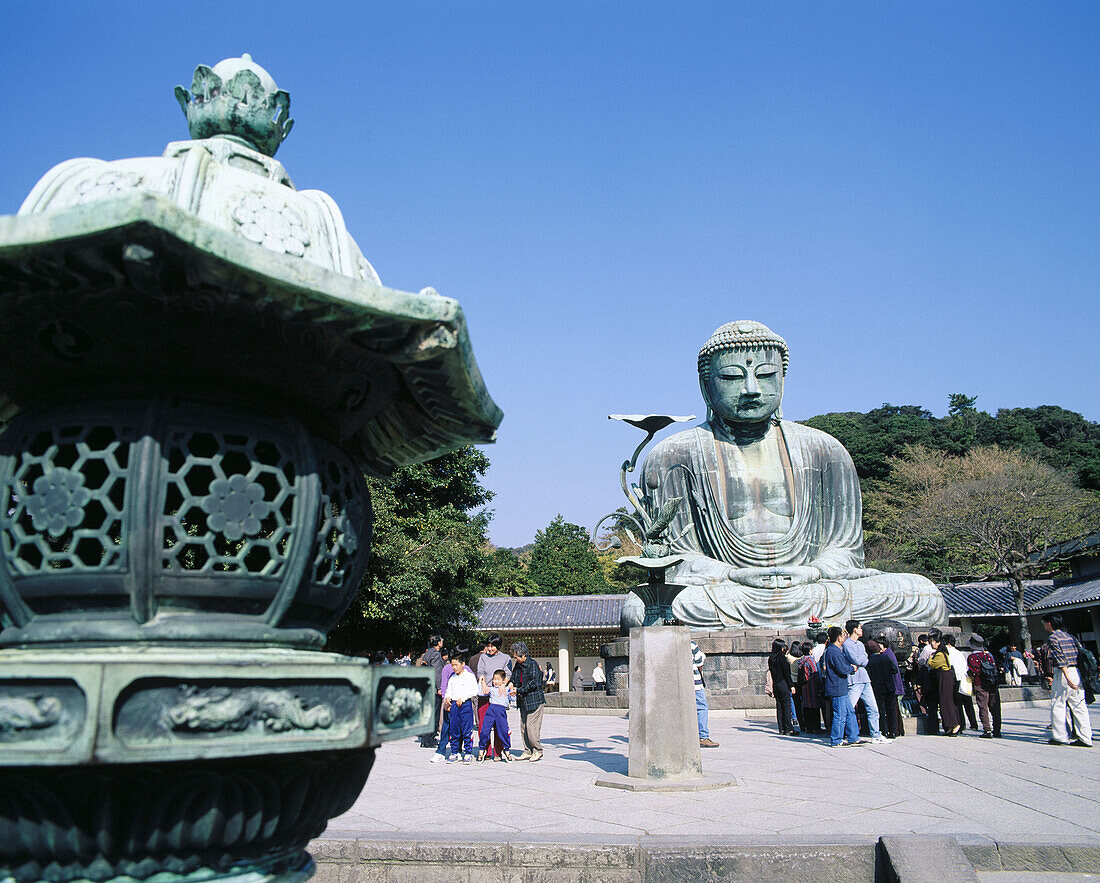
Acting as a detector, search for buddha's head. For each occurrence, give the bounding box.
[697,321,789,428]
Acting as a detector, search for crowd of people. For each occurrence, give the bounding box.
[416,633,547,764]
[766,621,897,745]
[764,614,1095,748]
[393,611,1096,766]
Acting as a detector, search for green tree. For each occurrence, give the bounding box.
[477,547,536,597]
[804,398,1100,493]
[948,394,979,416]
[976,406,1100,491]
[943,393,979,455]
[866,445,1098,653]
[802,404,944,480]
[326,447,493,655]
[526,514,612,595]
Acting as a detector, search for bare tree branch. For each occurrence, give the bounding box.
[867,445,1099,653]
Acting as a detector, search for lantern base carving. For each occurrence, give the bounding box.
[0,751,371,883]
[0,648,434,883]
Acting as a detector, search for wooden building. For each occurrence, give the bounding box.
[475,594,625,690]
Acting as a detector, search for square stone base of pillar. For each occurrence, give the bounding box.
[593,771,738,792]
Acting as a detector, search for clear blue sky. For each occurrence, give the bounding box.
[3,3,1098,547]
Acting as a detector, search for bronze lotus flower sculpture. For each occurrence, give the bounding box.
[595,414,694,561]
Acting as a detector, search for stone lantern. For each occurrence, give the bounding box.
[0,55,501,882]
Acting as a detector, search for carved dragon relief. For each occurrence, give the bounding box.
[167,686,334,733]
[0,695,63,734]
[376,684,424,726]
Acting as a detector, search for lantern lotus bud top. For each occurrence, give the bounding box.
[175,54,293,157]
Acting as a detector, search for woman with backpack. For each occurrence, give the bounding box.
[966,634,1002,738]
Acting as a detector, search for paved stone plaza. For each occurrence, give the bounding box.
[324,706,1099,840]
[311,706,1100,879]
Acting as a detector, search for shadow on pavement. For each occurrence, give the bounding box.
[542,736,629,774]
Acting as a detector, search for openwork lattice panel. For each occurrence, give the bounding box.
[160,429,296,576]
[1,423,133,575]
[0,399,372,646]
[311,449,369,590]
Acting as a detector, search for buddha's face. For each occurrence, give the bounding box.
[702,346,784,426]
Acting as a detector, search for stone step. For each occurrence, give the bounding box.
[310,835,1100,882]
[978,874,1100,882]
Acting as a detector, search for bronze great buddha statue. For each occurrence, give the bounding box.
[621,321,947,631]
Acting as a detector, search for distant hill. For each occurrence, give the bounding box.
[801,399,1100,492]
[494,543,534,560]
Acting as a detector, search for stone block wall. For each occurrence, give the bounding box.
[603,626,965,711]
[544,691,628,710]
[310,834,880,882]
[697,630,812,710]
[311,834,1100,881]
[603,629,813,711]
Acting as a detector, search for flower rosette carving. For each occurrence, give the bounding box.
[200,475,272,541]
[75,170,143,204]
[231,192,310,256]
[24,468,92,536]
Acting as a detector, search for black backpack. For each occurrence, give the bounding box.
[1073,638,1100,696]
[979,654,1000,688]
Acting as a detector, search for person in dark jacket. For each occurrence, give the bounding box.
[867,640,902,739]
[421,634,444,747]
[510,641,545,761]
[789,643,806,733]
[823,626,860,747]
[797,641,824,734]
[874,633,906,738]
[768,639,797,735]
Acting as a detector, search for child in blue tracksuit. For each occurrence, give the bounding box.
[443,651,479,763]
[477,670,512,762]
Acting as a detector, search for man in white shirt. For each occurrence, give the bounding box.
[592,661,606,688]
[843,620,887,745]
[811,633,827,663]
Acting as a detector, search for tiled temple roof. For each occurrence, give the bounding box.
[1030,577,1100,611]
[477,595,627,630]
[937,581,1053,616]
[472,578,1098,631]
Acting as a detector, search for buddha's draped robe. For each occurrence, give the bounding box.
[623,420,947,629]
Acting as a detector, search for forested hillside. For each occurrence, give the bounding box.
[801,397,1100,491]
[803,397,1100,588]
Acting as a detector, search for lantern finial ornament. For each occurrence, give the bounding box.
[175,54,294,156]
